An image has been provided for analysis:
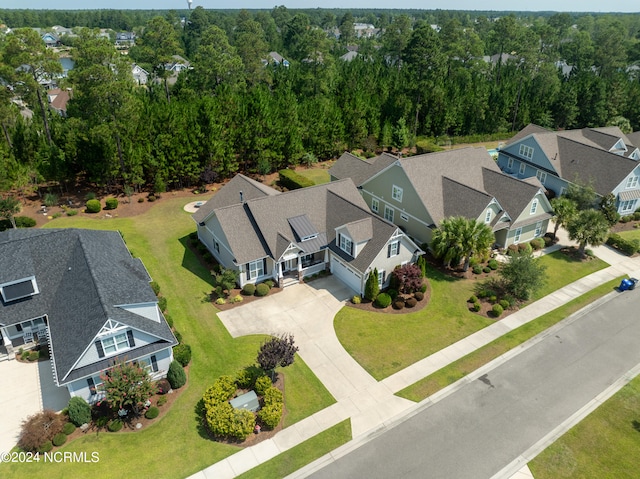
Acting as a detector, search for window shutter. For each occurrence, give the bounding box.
[262,258,267,274]
[387,243,392,258]
[382,271,386,283]
[16,324,23,332]
[338,233,342,246]
[127,330,135,347]
[150,355,158,372]
[87,377,96,395]
[349,241,353,256]
[245,263,250,278]
[95,340,104,358]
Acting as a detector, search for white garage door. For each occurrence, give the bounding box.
[331,256,362,294]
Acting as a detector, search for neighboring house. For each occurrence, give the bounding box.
[115,31,136,46]
[340,50,359,62]
[330,148,553,248]
[627,131,640,148]
[264,51,290,67]
[192,175,422,295]
[164,54,191,73]
[41,32,59,48]
[497,124,640,214]
[132,63,149,85]
[0,229,177,404]
[47,88,71,116]
[482,53,520,65]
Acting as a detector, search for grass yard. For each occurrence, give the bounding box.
[529,373,640,478]
[617,228,640,242]
[0,197,335,479]
[532,251,609,300]
[296,168,330,185]
[236,420,351,479]
[397,277,623,401]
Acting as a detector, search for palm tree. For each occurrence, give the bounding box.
[550,196,577,239]
[459,218,495,271]
[0,196,21,228]
[431,216,494,271]
[566,209,610,258]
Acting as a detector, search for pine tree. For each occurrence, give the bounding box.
[364,268,380,301]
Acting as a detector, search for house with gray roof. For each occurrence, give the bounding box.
[497,124,640,215]
[192,175,422,295]
[330,147,553,248]
[0,229,177,404]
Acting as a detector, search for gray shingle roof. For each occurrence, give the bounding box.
[627,131,640,148]
[329,151,398,186]
[344,218,373,243]
[0,229,176,386]
[482,168,544,223]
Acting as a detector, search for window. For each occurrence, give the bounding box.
[519,163,526,175]
[371,198,379,213]
[625,176,639,189]
[248,259,265,280]
[507,158,514,169]
[620,200,636,213]
[392,185,403,202]
[560,187,567,196]
[535,221,543,237]
[519,144,534,159]
[400,212,409,222]
[514,227,522,244]
[530,199,538,215]
[484,210,492,223]
[387,241,400,258]
[214,241,220,253]
[536,170,547,184]
[87,376,103,396]
[98,330,134,357]
[301,254,317,268]
[377,270,386,287]
[384,205,394,222]
[138,355,159,373]
[339,234,353,256]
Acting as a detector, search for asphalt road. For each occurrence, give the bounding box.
[308,288,640,479]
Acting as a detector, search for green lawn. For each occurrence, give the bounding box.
[397,277,623,401]
[617,228,640,242]
[236,420,351,479]
[0,198,335,479]
[297,168,330,185]
[529,373,640,478]
[336,252,609,382]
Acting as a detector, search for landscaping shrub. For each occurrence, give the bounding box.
[255,283,270,297]
[472,301,481,312]
[62,422,76,435]
[472,265,482,274]
[29,350,39,361]
[414,291,424,301]
[415,139,445,154]
[164,313,174,328]
[85,199,101,213]
[530,238,545,250]
[37,441,53,453]
[156,379,172,394]
[488,259,499,270]
[231,294,243,303]
[215,297,226,305]
[386,289,398,300]
[507,244,519,255]
[258,402,283,429]
[67,396,91,426]
[620,215,631,223]
[105,198,119,210]
[499,299,510,310]
[405,297,418,308]
[242,283,256,295]
[517,242,533,254]
[375,293,392,308]
[138,197,145,203]
[150,281,161,296]
[503,295,517,308]
[19,410,64,451]
[351,295,361,304]
[634,211,640,221]
[108,419,123,432]
[173,343,191,366]
[263,280,275,289]
[148,195,156,202]
[492,304,504,317]
[21,350,29,360]
[7,216,36,228]
[489,295,497,303]
[167,360,187,389]
[205,402,255,440]
[263,385,283,404]
[420,283,427,293]
[52,432,67,447]
[66,209,78,216]
[173,330,182,343]
[278,169,315,190]
[235,366,260,389]
[44,193,58,207]
[85,192,96,200]
[392,299,405,310]
[203,376,236,407]
[469,257,479,267]
[145,406,159,419]
[469,295,478,303]
[543,236,554,247]
[606,233,640,256]
[254,375,272,397]
[157,396,167,407]
[158,296,167,312]
[483,266,491,273]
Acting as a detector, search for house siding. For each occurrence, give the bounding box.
[198,220,235,269]
[611,164,640,214]
[500,137,556,173]
[75,328,164,369]
[505,221,546,245]
[366,235,418,291]
[497,153,568,196]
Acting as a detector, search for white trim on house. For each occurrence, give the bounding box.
[362,189,432,229]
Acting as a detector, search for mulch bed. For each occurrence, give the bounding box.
[346,279,432,314]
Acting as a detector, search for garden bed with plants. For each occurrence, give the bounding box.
[14,344,49,363]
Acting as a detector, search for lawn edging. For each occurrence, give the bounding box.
[397,277,625,402]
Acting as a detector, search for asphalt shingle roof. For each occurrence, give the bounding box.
[329,151,398,186]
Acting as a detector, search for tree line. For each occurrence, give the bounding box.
[0,7,639,196]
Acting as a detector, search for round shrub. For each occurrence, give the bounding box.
[147,195,156,202]
[255,283,270,297]
[414,291,424,301]
[483,266,491,273]
[235,367,260,389]
[105,198,119,210]
[37,441,53,453]
[62,422,76,435]
[255,375,272,397]
[405,297,418,308]
[145,406,159,419]
[242,283,256,296]
[52,432,67,447]
[108,419,123,432]
[472,265,482,274]
[67,396,91,427]
[634,211,640,221]
[263,280,275,289]
[158,296,167,312]
[231,294,243,303]
[420,283,428,293]
[15,216,37,228]
[203,375,237,406]
[472,301,481,312]
[375,293,392,308]
[351,295,361,304]
[215,297,226,305]
[386,289,398,300]
[499,299,510,310]
[156,379,171,395]
[488,259,499,270]
[167,360,187,389]
[492,304,504,317]
[518,242,533,254]
[392,299,404,310]
[489,295,497,303]
[469,295,478,303]
[258,402,283,429]
[157,396,167,407]
[85,199,101,213]
[205,402,255,441]
[173,330,182,344]
[137,197,145,203]
[173,343,191,366]
[507,244,519,255]
[29,350,39,361]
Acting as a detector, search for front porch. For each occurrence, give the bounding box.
[276,251,328,288]
[0,318,49,361]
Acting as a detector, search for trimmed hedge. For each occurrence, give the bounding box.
[167,360,187,389]
[405,297,418,308]
[414,291,425,301]
[255,375,272,397]
[255,283,270,297]
[67,396,91,427]
[108,419,123,432]
[415,139,445,154]
[205,402,254,440]
[606,233,640,256]
[85,199,101,213]
[105,198,118,210]
[375,293,392,308]
[62,422,76,435]
[242,283,256,295]
[278,169,315,190]
[145,406,159,419]
[488,259,499,270]
[492,304,504,317]
[52,433,67,447]
[203,375,236,407]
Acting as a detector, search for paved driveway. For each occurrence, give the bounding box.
[0,358,70,455]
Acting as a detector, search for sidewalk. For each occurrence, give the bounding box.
[189,231,640,479]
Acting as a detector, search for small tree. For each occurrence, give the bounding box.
[67,396,91,426]
[0,196,21,228]
[167,360,187,389]
[416,255,427,277]
[100,359,157,415]
[499,251,547,301]
[566,209,610,258]
[256,333,299,380]
[550,196,577,239]
[364,268,380,301]
[19,409,64,452]
[565,181,598,211]
[391,263,423,294]
[212,267,239,298]
[599,193,620,226]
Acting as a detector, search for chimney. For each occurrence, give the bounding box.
[239,191,244,204]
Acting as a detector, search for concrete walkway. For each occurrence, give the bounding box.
[190,230,640,479]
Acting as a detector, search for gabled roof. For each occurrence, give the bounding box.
[0,229,176,385]
[329,151,398,186]
[441,177,493,220]
[626,131,640,148]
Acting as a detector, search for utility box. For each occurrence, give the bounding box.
[230,390,260,412]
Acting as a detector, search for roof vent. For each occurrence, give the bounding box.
[240,191,244,204]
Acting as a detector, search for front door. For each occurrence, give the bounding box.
[280,259,297,276]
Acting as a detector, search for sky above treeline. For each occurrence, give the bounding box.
[3,0,639,13]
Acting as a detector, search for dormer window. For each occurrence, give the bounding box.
[484,210,492,223]
[530,199,538,215]
[625,176,638,189]
[0,276,39,303]
[519,144,534,159]
[339,234,354,256]
[95,330,135,358]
